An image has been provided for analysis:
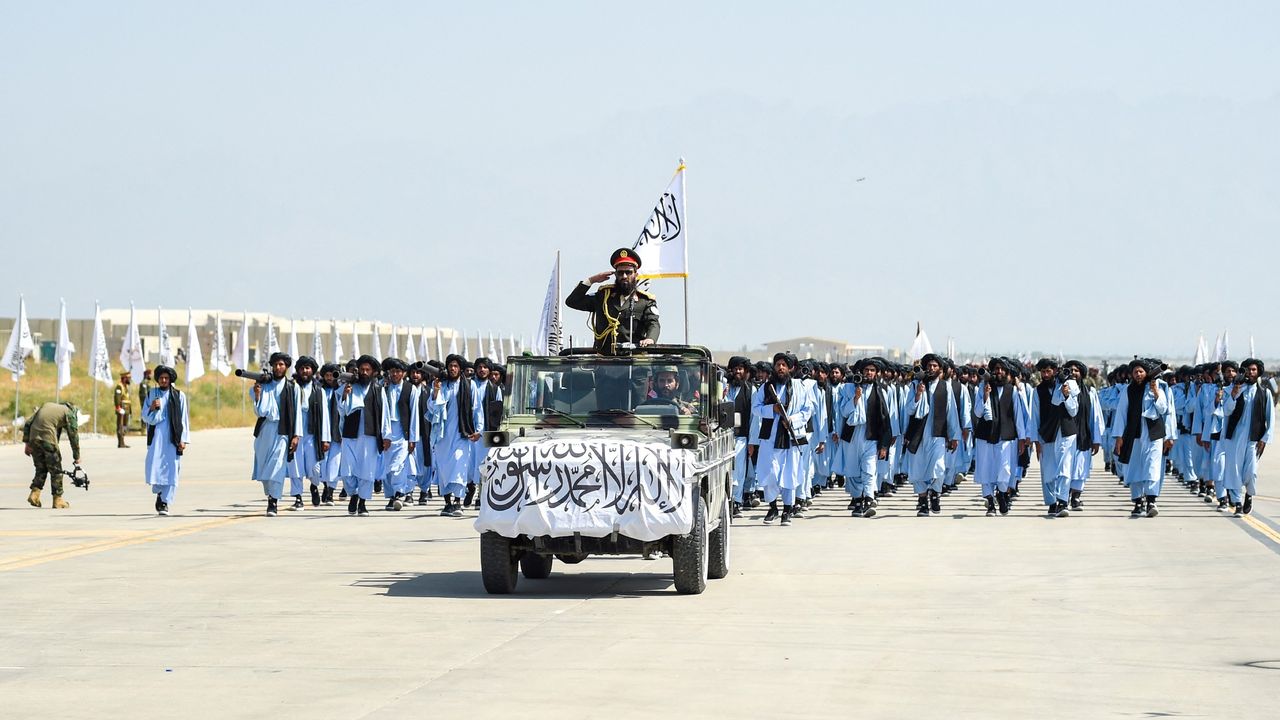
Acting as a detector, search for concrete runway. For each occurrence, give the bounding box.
[2,428,1280,719]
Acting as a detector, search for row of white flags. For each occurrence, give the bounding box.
[5,299,533,390]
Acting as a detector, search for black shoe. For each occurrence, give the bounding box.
[439,500,453,517]
[862,502,876,518]
[358,498,370,516]
[780,507,793,526]
[985,497,996,517]
[1069,490,1083,511]
[426,487,434,499]
[1244,495,1254,515]
[322,486,335,505]
[731,501,743,519]
[339,488,348,499]
[1130,501,1144,517]
[348,496,359,516]
[464,483,477,508]
[996,491,1010,516]
[386,497,399,512]
[157,500,169,516]
[373,480,383,494]
[310,484,321,506]
[1233,504,1244,517]
[791,504,806,519]
[291,495,304,511]
[417,490,429,506]
[155,493,163,512]
[1217,499,1228,511]
[1146,499,1159,518]
[763,503,779,524]
[748,496,761,509]
[266,497,278,517]
[1055,502,1070,518]
[916,501,929,517]
[448,502,464,518]
[929,493,941,515]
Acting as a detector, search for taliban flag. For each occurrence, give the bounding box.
[534,253,562,356]
[185,308,206,383]
[632,160,688,280]
[89,302,114,386]
[55,298,76,392]
[908,321,933,360]
[212,313,232,376]
[119,302,147,380]
[232,311,252,371]
[157,307,175,365]
[2,295,36,379]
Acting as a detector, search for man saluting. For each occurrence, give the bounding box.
[565,248,661,355]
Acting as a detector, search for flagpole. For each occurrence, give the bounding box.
[93,382,99,436]
[680,156,689,345]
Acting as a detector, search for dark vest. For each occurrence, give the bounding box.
[1118,382,1165,463]
[145,388,185,454]
[731,382,752,438]
[975,383,1018,444]
[1036,382,1078,442]
[1225,384,1271,442]
[905,379,949,454]
[864,383,894,449]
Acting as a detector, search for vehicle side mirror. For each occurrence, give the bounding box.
[716,401,735,430]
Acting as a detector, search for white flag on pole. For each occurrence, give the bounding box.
[508,333,517,361]
[55,298,75,390]
[1249,335,1256,358]
[534,254,563,356]
[311,319,323,361]
[488,332,498,360]
[287,319,299,360]
[1193,334,1208,365]
[449,330,460,357]
[157,307,174,366]
[265,316,281,355]
[632,161,688,279]
[419,327,431,362]
[212,313,232,376]
[435,327,444,361]
[1218,331,1230,362]
[233,311,252,370]
[908,322,933,360]
[331,320,344,365]
[185,308,205,383]
[119,302,147,380]
[350,321,361,359]
[404,327,417,363]
[372,322,384,359]
[388,323,399,359]
[89,302,114,386]
[2,295,36,378]
[475,330,483,359]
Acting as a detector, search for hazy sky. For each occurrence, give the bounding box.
[3,2,1278,358]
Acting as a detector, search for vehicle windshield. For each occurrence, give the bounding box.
[509,355,709,427]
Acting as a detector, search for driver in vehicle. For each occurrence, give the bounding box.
[638,365,696,416]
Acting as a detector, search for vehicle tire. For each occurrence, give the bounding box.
[671,494,708,594]
[480,531,518,594]
[707,494,731,580]
[520,552,554,579]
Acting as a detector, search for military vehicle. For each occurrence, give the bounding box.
[475,345,736,594]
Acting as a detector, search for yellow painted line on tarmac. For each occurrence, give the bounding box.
[0,514,260,572]
[1242,515,1280,545]
[0,529,137,538]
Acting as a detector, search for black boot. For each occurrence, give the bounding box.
[1069,489,1083,511]
[997,490,1010,516]
[1244,494,1254,515]
[763,501,779,524]
[780,505,793,526]
[1130,500,1144,517]
[1145,495,1158,518]
[439,494,454,517]
[862,497,877,518]
[291,494,304,511]
[463,483,477,508]
[310,484,321,507]
[348,495,359,515]
[984,496,996,517]
[417,489,429,505]
[373,479,383,494]
[731,501,742,519]
[322,486,335,505]
[266,497,278,517]
[850,498,864,518]
[928,490,941,515]
[339,487,348,499]
[358,498,370,516]
[916,496,929,517]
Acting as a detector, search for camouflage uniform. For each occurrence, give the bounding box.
[114,377,133,447]
[137,374,152,430]
[24,402,81,497]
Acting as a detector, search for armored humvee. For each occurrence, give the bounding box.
[475,345,736,594]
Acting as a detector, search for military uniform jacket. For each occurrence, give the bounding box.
[565,282,660,355]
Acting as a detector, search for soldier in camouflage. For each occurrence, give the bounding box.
[114,370,133,448]
[137,369,153,431]
[24,401,82,509]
